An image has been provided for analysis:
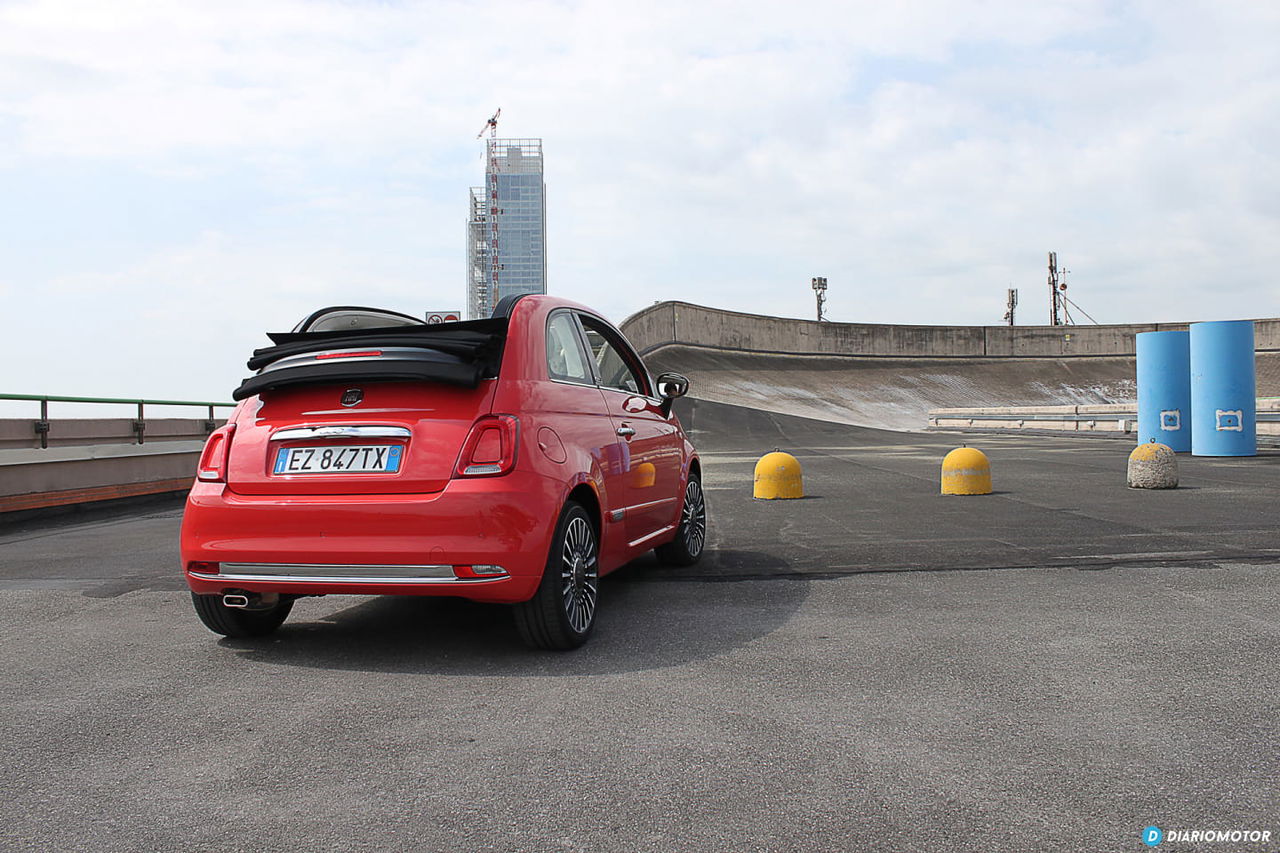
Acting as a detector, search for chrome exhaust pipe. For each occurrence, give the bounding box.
[223,593,250,608]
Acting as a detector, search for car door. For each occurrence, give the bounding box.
[538,307,616,488]
[575,314,683,546]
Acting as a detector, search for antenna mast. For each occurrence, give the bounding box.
[811,277,828,321]
[1047,252,1064,325]
[1004,288,1018,326]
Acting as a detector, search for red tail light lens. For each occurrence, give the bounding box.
[455,415,519,477]
[197,425,235,482]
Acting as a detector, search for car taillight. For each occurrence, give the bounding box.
[455,415,519,477]
[197,425,235,482]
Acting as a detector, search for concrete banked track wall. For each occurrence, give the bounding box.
[620,302,1280,432]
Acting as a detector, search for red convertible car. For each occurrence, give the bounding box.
[181,295,705,649]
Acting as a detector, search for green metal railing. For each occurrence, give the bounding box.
[1,394,236,449]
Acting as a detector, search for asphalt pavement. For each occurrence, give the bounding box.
[667,399,1280,578]
[0,401,1277,852]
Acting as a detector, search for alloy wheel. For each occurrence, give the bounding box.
[560,516,598,634]
[682,479,706,557]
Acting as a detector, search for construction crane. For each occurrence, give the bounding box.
[477,108,501,139]
[476,109,503,317]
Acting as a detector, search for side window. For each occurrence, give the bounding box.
[545,312,592,383]
[580,317,647,394]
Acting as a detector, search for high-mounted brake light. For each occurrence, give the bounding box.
[197,425,235,482]
[315,350,383,360]
[455,415,519,478]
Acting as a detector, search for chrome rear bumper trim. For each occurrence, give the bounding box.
[190,572,503,585]
[219,561,456,579]
[192,571,496,584]
[190,563,511,584]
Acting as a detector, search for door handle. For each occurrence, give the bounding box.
[616,425,636,437]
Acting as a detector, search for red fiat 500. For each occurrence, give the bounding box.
[180,294,705,649]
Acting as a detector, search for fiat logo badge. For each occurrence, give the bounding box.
[340,388,363,407]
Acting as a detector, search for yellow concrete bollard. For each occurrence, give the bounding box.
[1127,440,1178,489]
[754,451,804,499]
[941,447,992,495]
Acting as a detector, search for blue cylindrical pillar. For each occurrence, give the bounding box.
[1190,320,1256,457]
[1136,330,1191,451]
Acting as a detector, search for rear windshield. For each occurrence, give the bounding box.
[291,306,425,334]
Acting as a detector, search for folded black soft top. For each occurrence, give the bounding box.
[262,316,504,348]
[232,317,509,401]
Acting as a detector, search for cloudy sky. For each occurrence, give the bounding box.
[1,0,1277,402]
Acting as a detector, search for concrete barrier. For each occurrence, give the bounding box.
[929,400,1280,438]
[0,417,214,450]
[0,417,211,515]
[928,404,1136,433]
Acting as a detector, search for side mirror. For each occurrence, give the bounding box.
[655,372,689,416]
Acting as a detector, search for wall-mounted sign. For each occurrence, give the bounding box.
[425,311,462,325]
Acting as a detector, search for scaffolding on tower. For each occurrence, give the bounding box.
[467,109,502,320]
[486,141,501,317]
[466,187,490,320]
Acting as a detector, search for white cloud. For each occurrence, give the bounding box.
[0,0,1278,400]
[13,228,458,400]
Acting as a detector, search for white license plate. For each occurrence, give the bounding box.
[273,445,402,474]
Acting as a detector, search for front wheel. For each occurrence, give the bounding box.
[191,593,293,638]
[513,502,600,650]
[656,475,706,567]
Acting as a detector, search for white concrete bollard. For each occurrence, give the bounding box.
[1127,441,1178,489]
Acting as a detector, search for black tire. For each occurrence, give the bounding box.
[513,502,599,650]
[191,592,294,638]
[656,474,706,567]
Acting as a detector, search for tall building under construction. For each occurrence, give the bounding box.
[467,138,546,319]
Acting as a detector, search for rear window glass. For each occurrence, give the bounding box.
[295,309,423,334]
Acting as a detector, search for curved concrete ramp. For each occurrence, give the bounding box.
[650,346,1137,431]
[672,396,908,449]
[623,302,1280,431]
